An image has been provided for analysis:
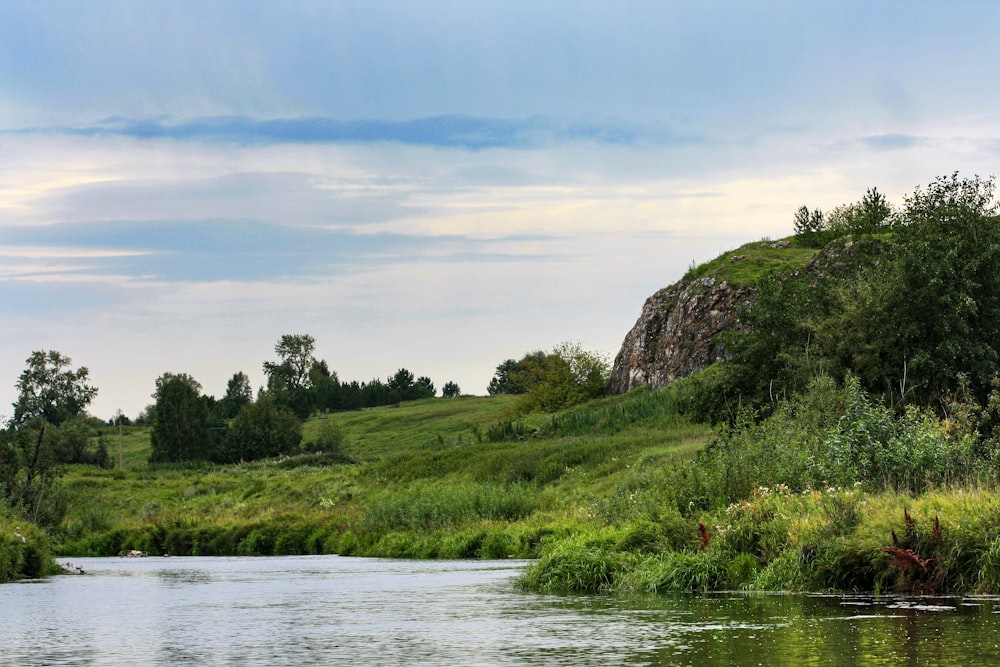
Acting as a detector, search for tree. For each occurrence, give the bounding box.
[488,352,550,395]
[388,368,415,400]
[216,371,253,420]
[885,173,1000,404]
[855,187,893,235]
[263,334,318,419]
[149,373,214,463]
[310,359,342,411]
[442,381,461,398]
[3,350,98,524]
[511,342,611,413]
[216,394,302,463]
[414,376,436,399]
[49,415,109,466]
[793,206,825,247]
[263,334,317,392]
[388,369,436,401]
[12,350,98,427]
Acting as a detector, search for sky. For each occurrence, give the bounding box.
[2,1,999,420]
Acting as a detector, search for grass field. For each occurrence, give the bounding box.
[55,389,714,561]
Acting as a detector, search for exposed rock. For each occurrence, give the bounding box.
[608,276,755,394]
[608,238,864,395]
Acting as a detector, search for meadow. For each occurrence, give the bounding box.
[38,378,1000,596]
[54,389,709,562]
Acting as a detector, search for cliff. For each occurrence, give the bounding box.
[607,276,754,394]
[608,240,821,394]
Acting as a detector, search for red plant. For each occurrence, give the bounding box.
[697,522,711,551]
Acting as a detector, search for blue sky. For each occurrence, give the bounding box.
[2,1,999,419]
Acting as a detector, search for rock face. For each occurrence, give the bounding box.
[608,276,755,394]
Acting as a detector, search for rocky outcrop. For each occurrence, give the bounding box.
[607,276,755,394]
[608,238,863,395]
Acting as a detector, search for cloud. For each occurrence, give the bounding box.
[859,133,925,151]
[10,115,704,151]
[0,214,572,287]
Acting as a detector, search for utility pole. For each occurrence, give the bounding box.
[117,410,124,470]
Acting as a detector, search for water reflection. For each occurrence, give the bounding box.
[3,557,1000,666]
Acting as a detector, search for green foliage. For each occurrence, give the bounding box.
[793,188,892,248]
[10,350,98,427]
[302,414,349,462]
[216,394,302,463]
[149,373,215,463]
[215,371,253,420]
[681,375,979,507]
[3,350,97,525]
[388,368,435,400]
[691,174,1000,421]
[793,205,825,247]
[487,352,548,395]
[442,381,461,398]
[888,174,1000,404]
[511,342,611,414]
[264,334,318,419]
[0,424,69,526]
[518,532,635,593]
[0,517,58,581]
[687,266,835,423]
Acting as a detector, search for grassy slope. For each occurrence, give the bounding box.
[57,390,713,560]
[681,239,817,287]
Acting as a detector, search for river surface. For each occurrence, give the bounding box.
[4,555,1000,666]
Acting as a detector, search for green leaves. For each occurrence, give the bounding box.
[149,373,214,463]
[218,394,302,464]
[501,342,611,414]
[11,350,97,427]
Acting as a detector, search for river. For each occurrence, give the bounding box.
[3,555,1000,666]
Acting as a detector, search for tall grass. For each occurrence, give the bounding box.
[521,488,1000,595]
[0,515,58,581]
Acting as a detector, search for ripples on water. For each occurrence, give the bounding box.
[4,556,1000,666]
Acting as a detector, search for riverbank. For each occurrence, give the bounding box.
[27,383,1000,595]
[1,516,59,581]
[520,486,1000,595]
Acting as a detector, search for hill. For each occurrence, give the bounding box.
[10,172,1000,594]
[56,390,710,560]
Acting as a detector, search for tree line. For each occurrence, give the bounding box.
[0,337,462,522]
[145,333,455,464]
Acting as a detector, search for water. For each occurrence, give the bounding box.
[4,556,1000,666]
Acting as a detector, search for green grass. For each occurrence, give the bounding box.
[43,375,1000,595]
[521,487,1000,595]
[54,389,712,561]
[302,395,537,459]
[0,516,58,581]
[682,238,818,288]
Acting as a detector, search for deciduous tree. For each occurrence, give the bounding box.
[3,350,96,524]
[216,394,301,463]
[149,373,214,463]
[263,334,318,419]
